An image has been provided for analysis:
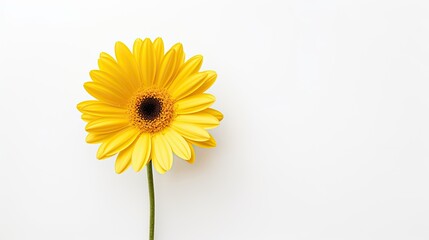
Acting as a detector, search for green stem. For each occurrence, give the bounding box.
[147,161,155,240]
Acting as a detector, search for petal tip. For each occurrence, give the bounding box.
[76,103,84,111]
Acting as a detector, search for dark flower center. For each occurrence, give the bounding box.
[138,97,162,121]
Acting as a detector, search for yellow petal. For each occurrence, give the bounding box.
[83,82,127,107]
[138,38,156,87]
[188,134,217,148]
[186,141,196,164]
[85,118,129,133]
[81,113,99,122]
[131,133,151,172]
[169,43,185,78]
[79,102,127,116]
[169,72,207,100]
[132,38,143,60]
[171,121,210,142]
[115,140,136,174]
[175,113,219,129]
[201,108,224,121]
[152,133,173,172]
[168,55,203,92]
[193,70,217,94]
[89,70,131,96]
[163,128,191,160]
[115,41,141,91]
[96,127,140,159]
[99,52,116,62]
[86,132,113,144]
[175,94,215,114]
[155,49,177,87]
[153,38,164,70]
[98,53,134,93]
[152,159,166,174]
[77,100,98,111]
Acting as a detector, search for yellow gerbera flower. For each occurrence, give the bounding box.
[77,38,223,174]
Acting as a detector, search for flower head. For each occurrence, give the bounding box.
[77,38,223,174]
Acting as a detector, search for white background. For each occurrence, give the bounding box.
[1,0,429,239]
